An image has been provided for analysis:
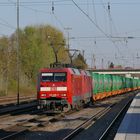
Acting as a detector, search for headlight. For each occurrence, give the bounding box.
[41,94,46,96]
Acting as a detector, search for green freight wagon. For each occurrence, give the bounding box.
[90,71,140,101]
[91,73,99,95]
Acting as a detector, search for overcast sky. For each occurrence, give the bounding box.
[1,0,140,68]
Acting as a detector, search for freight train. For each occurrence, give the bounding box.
[37,67,140,111]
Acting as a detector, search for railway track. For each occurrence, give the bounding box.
[98,94,133,140]
[18,93,136,140]
[0,109,45,139]
[0,100,108,140]
[0,95,36,105]
[63,105,114,140]
[0,110,69,140]
[0,100,37,115]
[0,91,137,140]
[0,94,37,116]
[70,92,137,140]
[0,102,38,121]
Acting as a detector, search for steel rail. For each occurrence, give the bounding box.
[98,96,134,140]
[62,104,114,140]
[0,95,36,100]
[0,96,36,107]
[0,101,37,115]
[0,109,73,140]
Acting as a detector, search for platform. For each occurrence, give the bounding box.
[114,93,140,140]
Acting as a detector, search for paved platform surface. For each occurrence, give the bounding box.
[114,93,140,140]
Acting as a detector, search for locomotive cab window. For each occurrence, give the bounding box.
[54,73,66,82]
[41,72,66,82]
[41,73,53,82]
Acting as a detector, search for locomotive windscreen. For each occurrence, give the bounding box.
[41,72,67,82]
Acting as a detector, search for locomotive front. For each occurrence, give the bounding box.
[37,68,69,111]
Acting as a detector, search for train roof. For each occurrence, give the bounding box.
[40,67,80,75]
[80,70,91,76]
[40,67,90,76]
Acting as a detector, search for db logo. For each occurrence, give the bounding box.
[51,87,56,91]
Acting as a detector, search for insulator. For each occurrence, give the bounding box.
[52,2,54,14]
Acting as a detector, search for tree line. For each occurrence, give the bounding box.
[0,25,87,96]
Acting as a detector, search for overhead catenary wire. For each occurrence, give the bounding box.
[9,0,65,30]
[0,22,15,29]
[71,0,109,37]
[0,0,16,29]
[100,0,122,65]
[107,2,112,36]
[101,0,134,65]
[4,0,139,68]
[2,1,140,6]
[101,0,135,66]
[71,0,123,57]
[18,0,69,48]
[9,0,51,14]
[50,1,63,34]
[100,0,118,36]
[50,1,68,34]
[86,0,89,15]
[92,0,97,24]
[8,0,68,38]
[8,0,138,42]
[22,5,51,14]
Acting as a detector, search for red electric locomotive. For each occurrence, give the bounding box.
[37,67,92,111]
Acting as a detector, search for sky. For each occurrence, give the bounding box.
[0,0,140,69]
